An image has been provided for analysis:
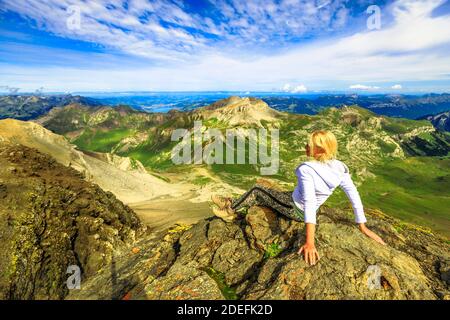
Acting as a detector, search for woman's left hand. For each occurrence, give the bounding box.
[359,224,386,245]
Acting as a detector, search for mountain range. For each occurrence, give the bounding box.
[2,92,450,125]
[0,94,102,120]
[260,93,450,119]
[34,96,450,236]
[86,92,450,119]
[0,95,449,300]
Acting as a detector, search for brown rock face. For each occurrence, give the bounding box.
[69,205,449,300]
[0,144,145,300]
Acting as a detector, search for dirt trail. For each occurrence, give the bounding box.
[129,192,212,232]
[127,166,245,232]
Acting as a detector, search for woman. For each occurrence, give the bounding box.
[212,130,386,266]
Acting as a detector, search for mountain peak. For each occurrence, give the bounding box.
[204,96,267,110]
[198,96,281,127]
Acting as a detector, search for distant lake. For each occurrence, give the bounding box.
[76,91,333,113]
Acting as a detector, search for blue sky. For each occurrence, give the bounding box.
[0,0,450,93]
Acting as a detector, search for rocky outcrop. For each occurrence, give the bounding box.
[0,144,145,300]
[68,204,449,300]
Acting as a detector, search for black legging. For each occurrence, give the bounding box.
[231,184,302,221]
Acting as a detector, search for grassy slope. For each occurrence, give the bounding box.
[327,157,450,237]
[73,128,134,153]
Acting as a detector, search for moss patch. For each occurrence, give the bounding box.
[202,267,238,300]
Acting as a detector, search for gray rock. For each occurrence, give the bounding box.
[69,205,449,300]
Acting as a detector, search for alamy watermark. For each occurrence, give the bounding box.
[171,121,279,175]
[66,5,81,30]
[66,265,81,290]
[366,5,381,30]
[366,264,382,290]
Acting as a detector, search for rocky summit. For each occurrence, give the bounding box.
[67,204,449,300]
[0,143,145,299]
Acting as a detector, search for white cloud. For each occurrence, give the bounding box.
[211,0,350,44]
[291,84,308,93]
[349,84,380,90]
[391,84,403,89]
[1,0,449,91]
[282,83,308,93]
[0,0,353,61]
[0,0,209,61]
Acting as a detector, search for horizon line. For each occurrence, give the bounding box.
[1,90,449,96]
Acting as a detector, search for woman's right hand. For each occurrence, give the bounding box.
[359,224,386,245]
[298,242,320,265]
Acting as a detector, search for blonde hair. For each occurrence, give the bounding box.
[308,130,338,162]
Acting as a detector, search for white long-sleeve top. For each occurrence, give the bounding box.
[292,159,367,225]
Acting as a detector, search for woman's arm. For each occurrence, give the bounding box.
[359,223,386,245]
[340,168,386,245]
[298,223,320,265]
[296,166,318,224]
[339,172,367,224]
[296,166,320,265]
